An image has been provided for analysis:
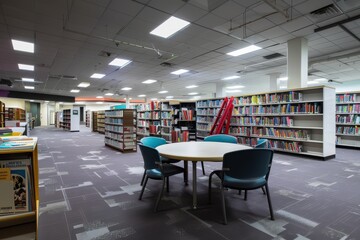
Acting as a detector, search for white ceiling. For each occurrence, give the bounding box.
[0,0,360,101]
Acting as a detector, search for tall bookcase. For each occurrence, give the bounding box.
[173,101,197,141]
[0,136,39,238]
[5,108,26,121]
[85,110,91,128]
[0,101,5,127]
[104,109,137,152]
[159,101,173,141]
[92,112,98,132]
[196,97,223,139]
[335,92,360,148]
[136,101,160,141]
[196,86,336,159]
[60,107,80,132]
[97,111,105,134]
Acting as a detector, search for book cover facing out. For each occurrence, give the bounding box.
[11,168,29,213]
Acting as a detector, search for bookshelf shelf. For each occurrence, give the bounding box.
[85,110,91,128]
[0,137,39,238]
[60,108,80,132]
[97,111,105,134]
[196,86,335,159]
[336,92,360,148]
[105,109,137,152]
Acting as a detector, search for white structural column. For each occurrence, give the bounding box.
[287,37,308,89]
[268,73,281,91]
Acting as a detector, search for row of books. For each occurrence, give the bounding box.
[138,112,160,119]
[0,158,34,214]
[336,114,360,124]
[197,109,220,116]
[229,126,250,136]
[161,112,172,119]
[268,140,303,153]
[137,101,161,111]
[233,92,303,105]
[105,118,123,125]
[230,116,294,126]
[137,120,149,127]
[336,126,359,135]
[180,108,194,120]
[149,125,161,134]
[104,125,134,133]
[336,94,357,103]
[336,104,360,113]
[161,119,172,127]
[196,116,214,123]
[252,127,309,140]
[196,124,211,131]
[105,138,136,150]
[105,132,136,141]
[196,99,223,108]
[232,103,322,115]
[171,129,189,142]
[137,128,149,135]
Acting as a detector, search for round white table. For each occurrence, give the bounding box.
[156,142,251,209]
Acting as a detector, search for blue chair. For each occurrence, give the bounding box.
[138,144,184,212]
[203,134,238,175]
[208,149,275,224]
[255,138,268,148]
[139,137,182,185]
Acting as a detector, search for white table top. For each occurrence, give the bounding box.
[156,142,252,162]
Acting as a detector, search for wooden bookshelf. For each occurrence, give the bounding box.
[0,101,5,128]
[85,110,91,128]
[336,91,360,148]
[97,111,105,134]
[104,109,137,152]
[5,108,26,121]
[92,112,98,132]
[55,111,62,128]
[196,86,336,159]
[0,136,39,239]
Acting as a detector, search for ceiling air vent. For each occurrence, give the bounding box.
[263,53,284,60]
[308,4,342,22]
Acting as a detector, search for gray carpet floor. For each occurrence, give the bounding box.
[30,126,360,240]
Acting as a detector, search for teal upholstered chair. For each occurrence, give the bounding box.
[203,134,238,175]
[208,149,274,224]
[255,138,268,148]
[138,144,184,212]
[139,137,181,185]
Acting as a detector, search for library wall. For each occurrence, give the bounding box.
[0,97,25,109]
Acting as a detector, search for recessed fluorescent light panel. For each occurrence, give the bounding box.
[278,77,288,81]
[24,86,34,89]
[227,45,261,57]
[96,102,103,104]
[222,76,240,81]
[138,94,146,97]
[96,96,103,98]
[186,85,198,89]
[158,90,168,94]
[78,82,90,88]
[105,93,114,96]
[11,39,34,53]
[121,87,132,91]
[22,78,34,82]
[188,92,198,95]
[165,96,174,99]
[18,64,34,71]
[225,89,242,93]
[171,69,189,75]
[90,73,105,79]
[226,85,245,89]
[142,79,157,84]
[70,89,80,93]
[150,16,190,38]
[109,58,131,68]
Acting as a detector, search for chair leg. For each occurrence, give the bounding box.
[140,170,146,186]
[265,184,275,220]
[244,190,247,201]
[208,171,216,204]
[201,161,205,175]
[220,184,227,225]
[154,177,166,212]
[184,161,188,186]
[166,177,169,193]
[139,176,148,200]
[238,190,242,195]
[261,186,266,195]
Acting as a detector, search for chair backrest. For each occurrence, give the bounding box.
[223,149,273,180]
[138,144,161,170]
[255,138,268,148]
[140,136,167,148]
[204,134,237,144]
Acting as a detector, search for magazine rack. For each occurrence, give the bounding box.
[0,136,39,239]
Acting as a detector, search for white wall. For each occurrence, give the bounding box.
[40,103,48,126]
[0,97,25,109]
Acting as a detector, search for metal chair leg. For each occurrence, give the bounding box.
[244,190,247,201]
[238,190,242,195]
[140,170,146,186]
[201,161,205,175]
[184,161,188,185]
[154,177,166,212]
[139,176,148,200]
[261,186,266,195]
[220,184,227,225]
[166,177,169,193]
[265,184,274,220]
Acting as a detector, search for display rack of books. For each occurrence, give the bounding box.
[97,111,105,134]
[336,91,360,148]
[104,109,137,152]
[0,101,5,127]
[5,108,26,121]
[60,107,80,132]
[0,136,39,239]
[136,101,160,141]
[92,112,98,132]
[85,110,91,128]
[196,97,223,139]
[160,101,173,141]
[173,101,197,141]
[196,86,336,159]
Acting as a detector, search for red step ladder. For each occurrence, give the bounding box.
[209,96,234,135]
